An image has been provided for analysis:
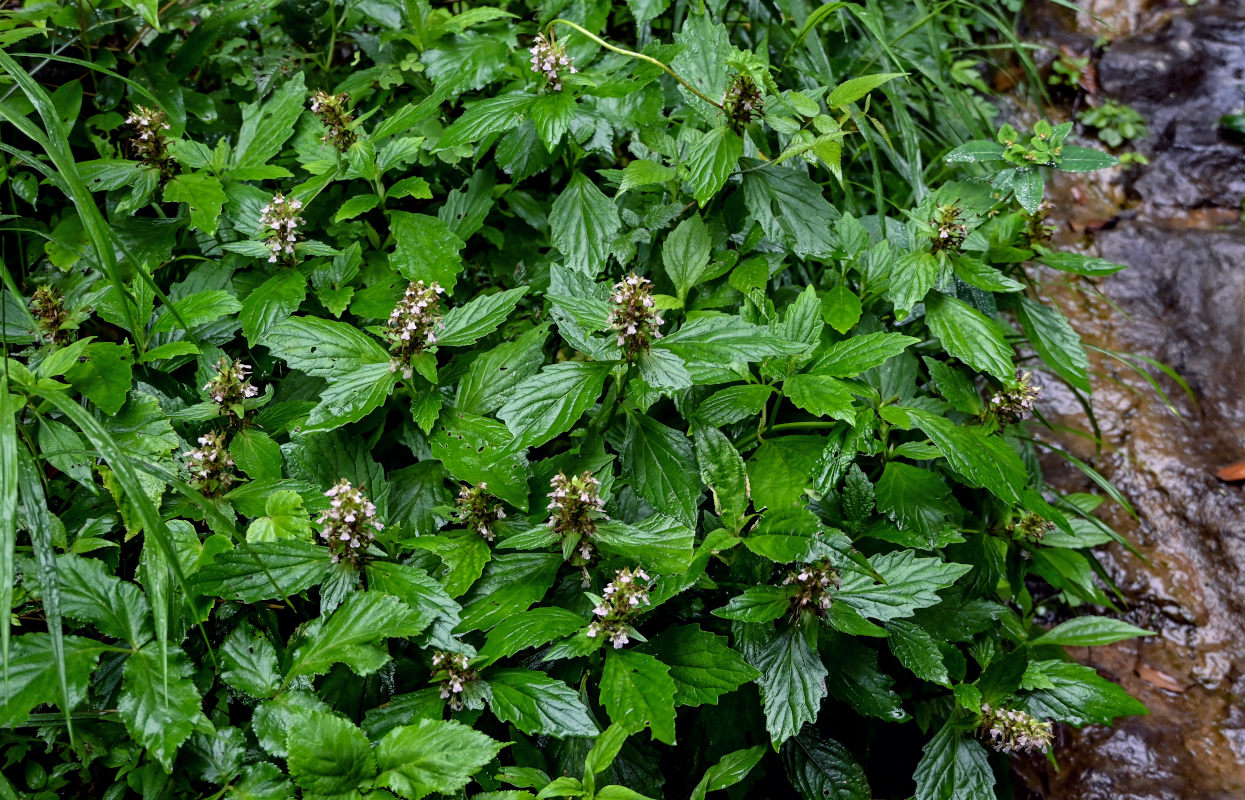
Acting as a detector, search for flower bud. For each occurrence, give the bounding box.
[1010,511,1054,544]
[203,358,261,423]
[184,430,236,496]
[989,370,1042,426]
[529,32,577,91]
[607,273,664,358]
[385,281,444,379]
[781,559,840,617]
[259,193,305,265]
[29,285,71,346]
[316,479,383,564]
[125,105,172,174]
[723,74,764,130]
[929,203,969,254]
[978,703,1054,753]
[454,482,507,542]
[546,471,608,563]
[586,567,653,649]
[430,651,476,711]
[310,90,357,152]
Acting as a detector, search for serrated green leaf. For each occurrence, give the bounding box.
[376,718,505,799]
[600,649,677,744]
[485,669,598,738]
[497,361,609,448]
[808,332,920,377]
[781,727,870,800]
[287,711,376,797]
[621,413,700,526]
[221,623,281,699]
[1029,616,1154,648]
[550,173,621,276]
[118,646,209,772]
[644,625,760,708]
[913,723,994,800]
[438,287,528,348]
[287,591,424,679]
[827,72,905,107]
[736,622,826,746]
[685,126,741,206]
[1015,296,1090,393]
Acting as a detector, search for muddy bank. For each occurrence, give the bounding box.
[1013,3,1245,798]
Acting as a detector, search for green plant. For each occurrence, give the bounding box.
[1078,102,1149,149]
[1048,52,1091,89]
[0,2,1150,799]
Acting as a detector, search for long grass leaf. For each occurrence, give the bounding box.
[15,449,73,737]
[31,389,199,708]
[0,378,16,692]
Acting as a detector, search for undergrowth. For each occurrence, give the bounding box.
[0,2,1153,799]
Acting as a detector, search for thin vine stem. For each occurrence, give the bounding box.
[547,19,725,111]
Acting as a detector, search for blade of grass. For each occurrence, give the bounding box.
[15,449,73,738]
[31,388,207,711]
[0,377,17,694]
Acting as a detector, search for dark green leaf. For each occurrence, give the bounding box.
[600,649,677,744]
[376,719,505,799]
[924,293,1014,380]
[736,622,826,746]
[287,711,376,797]
[644,625,761,707]
[781,727,870,800]
[485,669,598,738]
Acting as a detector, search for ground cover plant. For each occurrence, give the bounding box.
[0,1,1152,798]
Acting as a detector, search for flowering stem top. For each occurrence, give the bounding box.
[544,19,724,111]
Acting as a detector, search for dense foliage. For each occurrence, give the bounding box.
[0,2,1153,798]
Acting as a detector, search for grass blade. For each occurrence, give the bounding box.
[0,378,16,692]
[16,449,73,736]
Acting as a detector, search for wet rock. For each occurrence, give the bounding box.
[1011,5,1245,798]
[1098,7,1245,209]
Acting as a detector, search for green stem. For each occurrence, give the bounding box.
[737,420,840,450]
[547,19,724,111]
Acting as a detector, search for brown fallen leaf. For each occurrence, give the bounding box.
[1137,664,1186,693]
[1216,461,1245,481]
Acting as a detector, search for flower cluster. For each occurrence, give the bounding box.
[203,358,261,422]
[385,281,444,379]
[782,559,840,617]
[529,32,577,90]
[1010,512,1055,544]
[723,73,764,130]
[125,106,172,173]
[259,193,305,265]
[587,567,652,649]
[309,90,357,152]
[184,431,236,495]
[929,203,969,253]
[29,285,71,345]
[989,370,1042,425]
[978,704,1054,754]
[547,471,608,563]
[1025,200,1057,245]
[454,483,507,542]
[607,273,664,358]
[431,651,477,711]
[316,479,383,564]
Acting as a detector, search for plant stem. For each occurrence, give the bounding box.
[547,19,724,111]
[737,420,840,450]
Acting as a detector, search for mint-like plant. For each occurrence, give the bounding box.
[0,3,1160,799]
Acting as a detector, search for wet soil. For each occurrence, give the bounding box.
[1013,2,1245,797]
